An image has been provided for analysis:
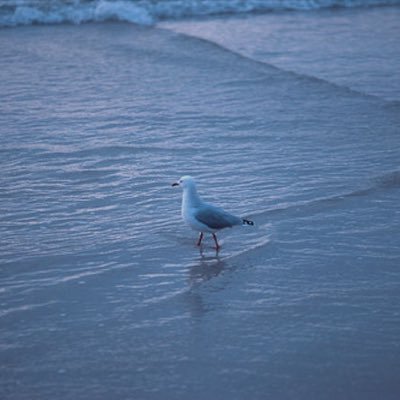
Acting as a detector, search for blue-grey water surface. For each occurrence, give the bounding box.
[1,8,400,400]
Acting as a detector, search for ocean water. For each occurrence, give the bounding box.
[2,0,400,27]
[1,2,400,400]
[162,6,400,101]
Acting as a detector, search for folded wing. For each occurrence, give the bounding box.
[195,205,241,230]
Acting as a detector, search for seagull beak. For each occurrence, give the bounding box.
[171,182,179,187]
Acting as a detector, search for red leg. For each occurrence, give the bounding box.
[197,232,204,246]
[212,233,220,251]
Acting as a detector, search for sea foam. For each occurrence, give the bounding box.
[1,0,400,28]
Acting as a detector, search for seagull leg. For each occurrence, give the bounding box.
[212,233,220,251]
[197,232,204,246]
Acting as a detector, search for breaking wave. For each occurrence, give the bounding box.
[1,0,400,28]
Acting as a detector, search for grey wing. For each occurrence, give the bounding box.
[195,205,241,230]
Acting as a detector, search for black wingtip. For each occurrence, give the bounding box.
[242,219,254,226]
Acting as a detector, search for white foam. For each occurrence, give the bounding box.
[94,0,153,25]
[0,0,154,27]
[0,0,399,28]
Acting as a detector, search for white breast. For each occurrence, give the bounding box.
[181,186,214,233]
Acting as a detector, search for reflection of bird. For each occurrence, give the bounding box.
[172,176,254,250]
[188,253,225,285]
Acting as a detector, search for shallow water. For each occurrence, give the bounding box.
[162,6,400,101]
[1,8,400,400]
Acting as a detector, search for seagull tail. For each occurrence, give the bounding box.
[242,219,254,226]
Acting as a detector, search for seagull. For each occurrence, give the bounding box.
[172,175,254,250]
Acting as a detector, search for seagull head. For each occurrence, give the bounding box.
[171,175,196,189]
